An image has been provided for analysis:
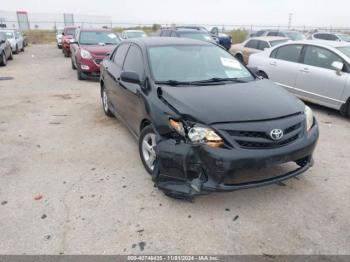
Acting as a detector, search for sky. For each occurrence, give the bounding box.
[2,0,349,28]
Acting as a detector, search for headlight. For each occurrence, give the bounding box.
[169,119,224,148]
[80,49,92,59]
[305,105,314,131]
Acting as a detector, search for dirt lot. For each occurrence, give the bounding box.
[0,45,349,255]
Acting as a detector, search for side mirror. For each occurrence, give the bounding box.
[62,32,65,35]
[120,71,141,84]
[332,61,343,75]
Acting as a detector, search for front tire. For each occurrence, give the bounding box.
[71,57,76,70]
[101,87,114,118]
[235,53,244,63]
[139,125,157,175]
[14,45,19,54]
[0,52,7,66]
[8,50,13,60]
[77,68,85,80]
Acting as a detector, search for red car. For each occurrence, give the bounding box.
[70,29,120,80]
[62,26,77,57]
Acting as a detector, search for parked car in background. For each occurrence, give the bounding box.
[310,32,350,42]
[0,32,13,66]
[62,26,77,57]
[159,27,217,44]
[121,30,147,39]
[0,29,24,54]
[265,30,306,41]
[250,30,305,41]
[56,29,63,49]
[248,40,350,116]
[210,27,232,50]
[230,37,289,64]
[99,37,318,198]
[70,29,120,80]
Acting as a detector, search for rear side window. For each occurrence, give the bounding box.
[123,45,144,77]
[303,46,343,70]
[271,44,302,62]
[258,41,269,50]
[245,40,259,49]
[113,44,129,67]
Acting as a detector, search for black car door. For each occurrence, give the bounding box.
[119,44,146,135]
[104,43,130,114]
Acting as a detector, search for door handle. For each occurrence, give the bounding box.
[270,61,277,66]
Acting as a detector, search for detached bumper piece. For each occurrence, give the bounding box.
[152,118,318,199]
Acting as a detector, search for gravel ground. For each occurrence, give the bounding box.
[0,44,349,255]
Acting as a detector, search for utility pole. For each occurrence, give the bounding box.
[288,13,293,30]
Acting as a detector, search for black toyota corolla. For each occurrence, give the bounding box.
[100,37,319,199]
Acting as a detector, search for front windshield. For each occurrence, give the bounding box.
[338,34,350,42]
[126,31,147,38]
[65,28,76,35]
[148,45,254,82]
[285,32,305,41]
[337,46,350,58]
[79,31,120,45]
[178,32,214,42]
[2,32,14,39]
[270,39,289,47]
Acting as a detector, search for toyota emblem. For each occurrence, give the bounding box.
[270,129,284,141]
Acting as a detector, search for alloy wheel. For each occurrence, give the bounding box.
[141,133,157,171]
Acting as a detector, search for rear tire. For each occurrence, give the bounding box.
[139,125,157,175]
[0,52,7,66]
[235,53,244,63]
[101,86,114,118]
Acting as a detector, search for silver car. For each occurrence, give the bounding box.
[310,32,350,42]
[248,40,350,116]
[56,29,63,49]
[0,29,25,54]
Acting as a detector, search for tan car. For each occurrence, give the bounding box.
[230,37,289,64]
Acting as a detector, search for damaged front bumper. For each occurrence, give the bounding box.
[152,121,319,198]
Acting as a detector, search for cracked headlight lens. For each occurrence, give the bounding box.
[305,105,314,131]
[169,120,224,148]
[188,125,224,148]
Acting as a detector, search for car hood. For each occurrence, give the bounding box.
[159,79,305,124]
[80,45,116,56]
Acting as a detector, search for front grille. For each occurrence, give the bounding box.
[223,120,304,150]
[236,134,299,149]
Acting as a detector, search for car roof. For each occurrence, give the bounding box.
[175,28,207,33]
[124,36,212,47]
[249,36,289,41]
[289,39,350,48]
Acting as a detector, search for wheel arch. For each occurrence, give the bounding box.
[140,119,152,133]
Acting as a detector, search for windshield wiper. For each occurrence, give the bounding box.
[155,80,193,86]
[191,77,247,84]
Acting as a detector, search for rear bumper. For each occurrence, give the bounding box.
[153,120,319,198]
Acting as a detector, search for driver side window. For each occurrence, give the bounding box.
[303,46,343,70]
[123,45,145,77]
[112,44,130,67]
